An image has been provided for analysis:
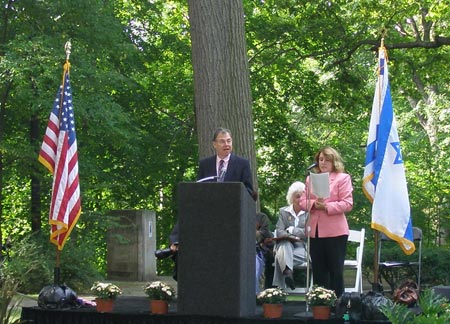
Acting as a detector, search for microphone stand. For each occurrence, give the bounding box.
[304,168,313,315]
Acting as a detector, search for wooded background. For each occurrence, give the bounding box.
[0,0,449,285]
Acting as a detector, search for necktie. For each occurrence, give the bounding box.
[218,159,225,182]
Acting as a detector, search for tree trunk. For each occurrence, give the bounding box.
[187,0,258,195]
[0,79,11,259]
[30,114,42,232]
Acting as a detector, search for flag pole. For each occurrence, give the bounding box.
[365,28,414,291]
[373,231,381,291]
[38,41,81,308]
[38,41,78,309]
[55,250,61,285]
[371,37,385,292]
[53,41,71,286]
[304,169,313,315]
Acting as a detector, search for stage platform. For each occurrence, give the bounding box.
[21,296,391,324]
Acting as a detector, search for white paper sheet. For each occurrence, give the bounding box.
[310,172,330,198]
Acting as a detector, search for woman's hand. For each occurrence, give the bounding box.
[314,198,327,210]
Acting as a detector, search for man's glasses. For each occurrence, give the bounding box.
[215,139,232,145]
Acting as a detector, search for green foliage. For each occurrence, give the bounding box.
[2,233,53,293]
[380,301,415,324]
[380,289,450,324]
[421,247,450,288]
[0,275,22,324]
[245,0,450,249]
[58,237,105,294]
[1,0,450,283]
[418,289,450,320]
[362,241,450,290]
[2,232,101,294]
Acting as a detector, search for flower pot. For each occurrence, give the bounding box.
[262,303,283,319]
[150,299,169,314]
[312,305,331,320]
[95,298,114,312]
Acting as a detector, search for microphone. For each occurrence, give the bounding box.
[306,162,317,171]
[197,176,218,183]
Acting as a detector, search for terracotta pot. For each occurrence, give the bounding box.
[150,299,169,314]
[312,305,331,320]
[95,298,114,312]
[262,303,283,319]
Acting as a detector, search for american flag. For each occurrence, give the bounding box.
[38,62,81,251]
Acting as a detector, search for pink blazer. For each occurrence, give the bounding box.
[299,172,353,238]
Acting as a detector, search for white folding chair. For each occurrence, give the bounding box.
[344,228,365,293]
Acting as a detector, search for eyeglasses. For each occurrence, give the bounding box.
[215,139,232,145]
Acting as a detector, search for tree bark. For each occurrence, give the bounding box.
[30,114,42,232]
[187,0,258,194]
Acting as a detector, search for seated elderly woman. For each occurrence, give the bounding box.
[272,181,308,290]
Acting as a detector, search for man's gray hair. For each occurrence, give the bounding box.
[212,127,232,141]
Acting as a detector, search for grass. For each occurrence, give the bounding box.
[287,294,305,302]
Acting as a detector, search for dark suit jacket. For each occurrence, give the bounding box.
[197,153,254,196]
[170,154,255,245]
[169,222,179,245]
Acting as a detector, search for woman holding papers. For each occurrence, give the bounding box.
[272,181,308,290]
[300,146,353,297]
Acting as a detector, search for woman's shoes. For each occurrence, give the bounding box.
[283,269,295,290]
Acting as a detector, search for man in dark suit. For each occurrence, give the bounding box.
[197,127,254,197]
[163,127,255,281]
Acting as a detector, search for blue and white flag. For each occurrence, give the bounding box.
[363,45,415,255]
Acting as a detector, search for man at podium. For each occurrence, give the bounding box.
[162,127,258,280]
[175,128,259,316]
[163,127,256,281]
[197,127,254,197]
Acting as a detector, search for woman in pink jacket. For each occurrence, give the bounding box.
[300,146,353,297]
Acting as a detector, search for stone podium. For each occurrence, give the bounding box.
[177,182,256,317]
[106,209,157,281]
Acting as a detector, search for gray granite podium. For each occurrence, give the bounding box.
[177,182,256,317]
[106,209,157,281]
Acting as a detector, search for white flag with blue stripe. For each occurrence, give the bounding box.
[363,45,415,255]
